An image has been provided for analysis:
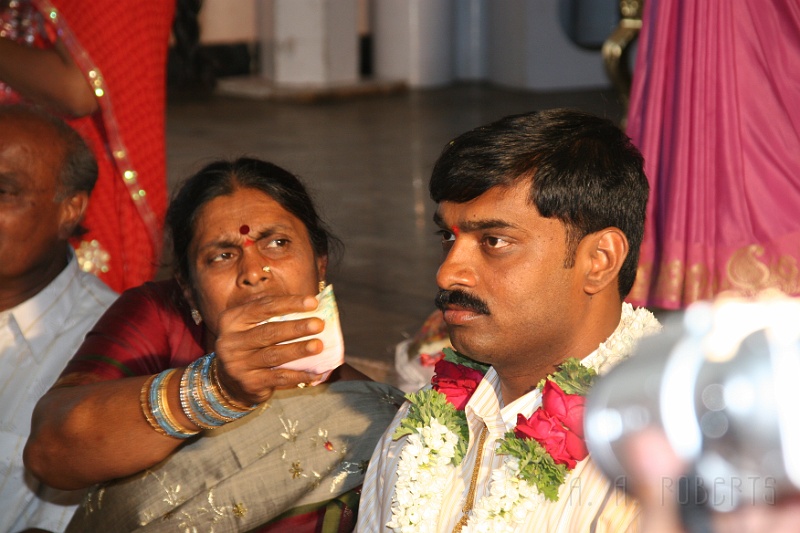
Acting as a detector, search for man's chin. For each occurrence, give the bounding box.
[448,334,491,365]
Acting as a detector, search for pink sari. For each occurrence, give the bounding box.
[626,0,800,309]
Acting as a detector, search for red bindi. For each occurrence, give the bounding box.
[451,225,460,237]
[239,224,250,235]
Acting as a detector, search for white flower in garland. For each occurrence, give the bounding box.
[387,304,660,532]
[586,303,662,374]
[462,457,544,533]
[387,418,460,532]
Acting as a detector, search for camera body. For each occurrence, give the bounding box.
[585,294,800,511]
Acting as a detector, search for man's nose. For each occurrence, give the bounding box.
[436,239,476,290]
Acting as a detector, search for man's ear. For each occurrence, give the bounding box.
[580,228,628,295]
[57,191,89,240]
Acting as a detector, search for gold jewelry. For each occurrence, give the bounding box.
[262,265,271,273]
[191,361,237,423]
[140,375,166,435]
[318,280,326,293]
[452,425,489,533]
[210,357,255,412]
[297,382,307,389]
[157,369,199,437]
[191,308,202,325]
[180,366,216,430]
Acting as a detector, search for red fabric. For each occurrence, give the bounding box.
[256,509,327,533]
[57,0,174,292]
[18,1,175,292]
[61,279,204,381]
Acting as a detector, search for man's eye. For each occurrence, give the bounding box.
[483,236,510,249]
[436,230,455,243]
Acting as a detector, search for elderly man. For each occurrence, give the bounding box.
[357,109,661,532]
[0,105,117,532]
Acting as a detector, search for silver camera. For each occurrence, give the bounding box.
[585,294,800,512]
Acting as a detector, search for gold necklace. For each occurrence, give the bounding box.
[452,425,489,533]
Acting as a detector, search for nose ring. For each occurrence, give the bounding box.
[262,266,271,273]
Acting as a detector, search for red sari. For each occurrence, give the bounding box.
[1,0,175,292]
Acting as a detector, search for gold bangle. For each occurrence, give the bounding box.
[179,366,216,431]
[140,374,167,435]
[157,369,200,437]
[210,357,256,413]
[193,360,237,423]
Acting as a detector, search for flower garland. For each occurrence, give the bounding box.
[387,303,660,532]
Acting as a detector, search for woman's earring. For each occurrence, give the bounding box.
[318,280,326,293]
[191,309,203,326]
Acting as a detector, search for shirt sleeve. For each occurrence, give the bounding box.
[13,479,83,533]
[355,402,410,532]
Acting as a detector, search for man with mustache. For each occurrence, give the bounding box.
[356,109,660,532]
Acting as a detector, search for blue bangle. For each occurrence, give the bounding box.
[186,356,227,427]
[199,354,250,421]
[149,369,198,439]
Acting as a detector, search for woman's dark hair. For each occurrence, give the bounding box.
[429,108,648,299]
[166,157,340,282]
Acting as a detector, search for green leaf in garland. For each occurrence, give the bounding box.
[537,357,597,396]
[497,431,568,501]
[392,389,470,465]
[442,347,490,375]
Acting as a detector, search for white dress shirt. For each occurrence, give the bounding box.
[0,251,117,533]
[357,304,659,533]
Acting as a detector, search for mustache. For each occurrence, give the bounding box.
[435,289,491,316]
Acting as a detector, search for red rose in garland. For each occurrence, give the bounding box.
[540,380,586,438]
[514,381,588,468]
[431,359,485,410]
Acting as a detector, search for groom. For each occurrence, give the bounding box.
[356,109,659,532]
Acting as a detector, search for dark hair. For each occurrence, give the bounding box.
[0,104,98,197]
[0,104,98,237]
[429,108,648,298]
[166,157,341,282]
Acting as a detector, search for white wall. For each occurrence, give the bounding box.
[199,0,257,44]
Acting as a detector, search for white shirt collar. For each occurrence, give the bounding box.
[5,249,80,363]
[466,302,661,431]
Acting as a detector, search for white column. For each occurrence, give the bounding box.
[259,0,358,86]
[454,0,487,81]
[373,0,454,88]
[487,0,610,91]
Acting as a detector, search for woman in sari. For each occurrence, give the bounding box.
[24,157,403,531]
[626,0,800,308]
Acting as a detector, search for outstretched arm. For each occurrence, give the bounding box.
[0,37,98,116]
[24,375,182,490]
[23,290,325,490]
